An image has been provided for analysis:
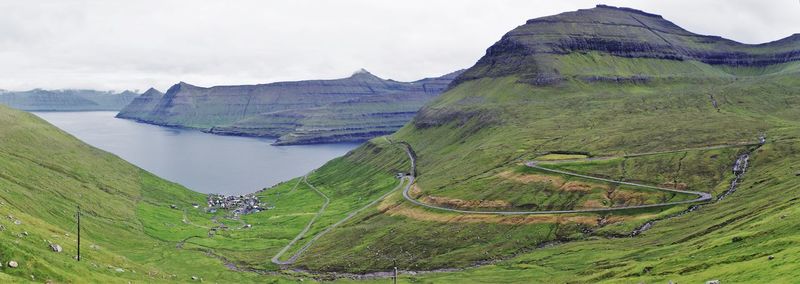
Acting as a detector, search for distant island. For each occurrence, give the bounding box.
[116,69,463,145]
[0,89,137,111]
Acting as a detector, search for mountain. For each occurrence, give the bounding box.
[233,5,800,282]
[115,88,164,117]
[0,89,138,111]
[454,4,800,85]
[4,5,800,283]
[116,69,464,145]
[0,104,297,282]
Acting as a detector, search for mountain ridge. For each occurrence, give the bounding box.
[0,89,138,111]
[117,69,464,145]
[453,4,800,85]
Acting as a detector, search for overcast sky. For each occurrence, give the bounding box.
[1,0,798,92]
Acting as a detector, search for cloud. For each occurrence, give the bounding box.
[0,0,797,91]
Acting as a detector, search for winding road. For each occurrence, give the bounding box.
[398,144,747,215]
[269,141,749,266]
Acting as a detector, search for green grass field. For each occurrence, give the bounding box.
[3,5,800,282]
[3,56,800,282]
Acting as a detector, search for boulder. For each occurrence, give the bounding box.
[7,260,18,268]
[706,280,721,284]
[49,243,63,253]
[191,276,199,281]
[115,268,125,273]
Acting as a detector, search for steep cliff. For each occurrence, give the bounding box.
[0,89,137,111]
[454,4,800,85]
[117,69,463,144]
[116,88,164,117]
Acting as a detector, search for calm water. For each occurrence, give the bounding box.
[33,111,359,195]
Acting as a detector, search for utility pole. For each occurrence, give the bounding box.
[393,260,398,284]
[77,205,81,261]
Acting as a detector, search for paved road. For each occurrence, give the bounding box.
[400,144,716,215]
[271,175,329,265]
[271,142,738,266]
[271,172,407,265]
[537,142,759,165]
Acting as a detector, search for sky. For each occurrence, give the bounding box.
[1,0,798,92]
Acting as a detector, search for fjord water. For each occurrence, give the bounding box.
[33,111,358,195]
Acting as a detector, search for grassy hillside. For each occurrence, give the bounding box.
[3,5,800,283]
[253,6,800,281]
[0,105,299,282]
[285,68,800,275]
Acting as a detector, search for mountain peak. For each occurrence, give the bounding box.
[352,68,371,75]
[349,68,383,80]
[142,87,163,96]
[453,6,800,86]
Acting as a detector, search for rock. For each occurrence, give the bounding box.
[7,260,18,268]
[170,204,178,209]
[191,276,199,281]
[50,243,63,253]
[795,171,800,176]
[119,69,463,146]
[0,89,137,111]
[706,280,721,284]
[769,255,775,260]
[22,231,28,236]
[115,268,125,273]
[453,5,800,88]
[13,220,21,225]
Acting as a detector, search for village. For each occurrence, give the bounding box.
[205,193,270,216]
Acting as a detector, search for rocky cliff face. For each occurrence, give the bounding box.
[0,89,137,111]
[454,5,800,85]
[117,69,463,144]
[117,88,164,118]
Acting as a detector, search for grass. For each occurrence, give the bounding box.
[535,153,589,161]
[2,23,800,282]
[0,105,295,282]
[398,140,800,283]
[280,58,800,279]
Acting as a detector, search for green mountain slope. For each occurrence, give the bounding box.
[0,104,297,282]
[3,4,800,283]
[234,5,800,282]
